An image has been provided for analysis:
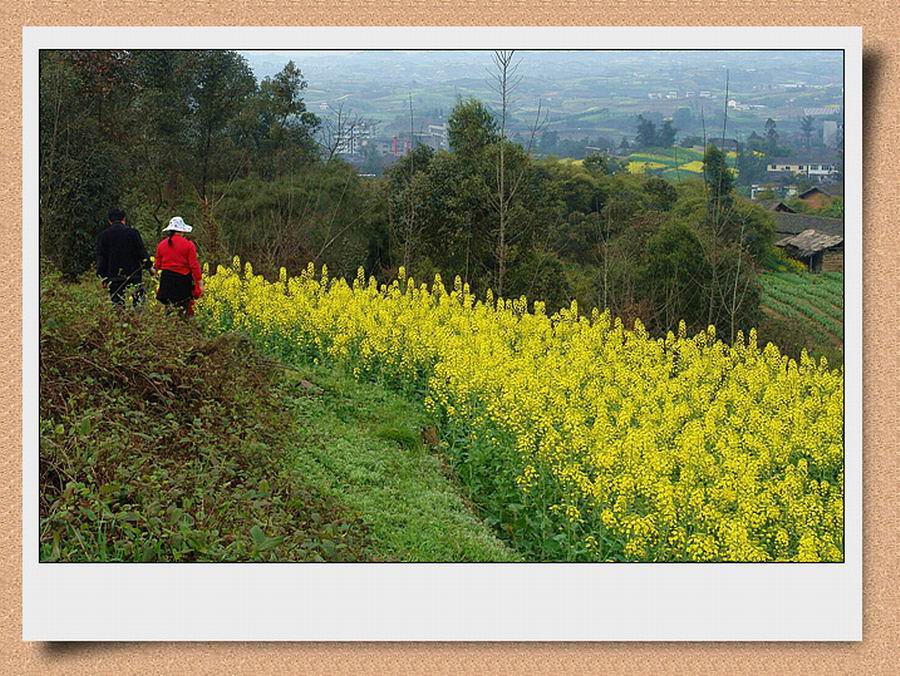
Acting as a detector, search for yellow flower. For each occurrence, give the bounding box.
[198,259,844,562]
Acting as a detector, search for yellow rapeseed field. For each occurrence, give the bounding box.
[200,259,844,563]
[627,160,667,173]
[677,160,705,173]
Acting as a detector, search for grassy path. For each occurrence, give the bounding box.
[275,361,520,562]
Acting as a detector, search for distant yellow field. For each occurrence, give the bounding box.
[678,160,704,173]
[627,160,666,173]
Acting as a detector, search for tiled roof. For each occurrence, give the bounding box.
[773,212,843,237]
[756,199,796,213]
[775,229,844,258]
[797,187,832,199]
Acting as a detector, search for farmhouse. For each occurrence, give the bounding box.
[775,229,844,273]
[771,212,843,238]
[796,186,837,210]
[766,153,839,180]
[750,183,785,201]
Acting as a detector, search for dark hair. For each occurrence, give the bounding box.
[167,231,176,246]
[107,207,126,223]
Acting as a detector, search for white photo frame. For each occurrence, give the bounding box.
[23,26,862,641]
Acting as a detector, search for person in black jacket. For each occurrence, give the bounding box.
[95,207,152,307]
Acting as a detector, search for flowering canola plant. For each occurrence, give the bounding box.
[200,259,843,563]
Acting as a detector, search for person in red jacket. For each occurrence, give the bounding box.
[154,216,203,316]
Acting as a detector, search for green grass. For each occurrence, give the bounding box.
[275,362,520,562]
[39,276,373,562]
[40,274,517,562]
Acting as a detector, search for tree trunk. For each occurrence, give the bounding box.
[494,51,512,298]
[200,124,212,199]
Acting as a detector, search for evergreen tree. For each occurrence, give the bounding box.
[447,98,498,159]
[704,144,735,219]
[765,118,779,156]
[800,115,815,150]
[635,115,657,148]
[658,119,677,147]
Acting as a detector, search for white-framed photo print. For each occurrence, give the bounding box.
[24,25,861,641]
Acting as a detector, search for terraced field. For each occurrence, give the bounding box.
[760,271,844,353]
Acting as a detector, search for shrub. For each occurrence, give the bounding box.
[39,274,372,562]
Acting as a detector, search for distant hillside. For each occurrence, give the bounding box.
[240,50,844,139]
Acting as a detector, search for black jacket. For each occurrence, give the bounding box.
[95,222,151,282]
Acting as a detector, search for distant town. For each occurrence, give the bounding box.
[242,49,844,197]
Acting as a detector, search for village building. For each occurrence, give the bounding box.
[756,198,796,213]
[766,152,840,180]
[770,211,842,238]
[750,182,782,201]
[775,229,844,273]
[768,209,843,273]
[796,186,838,211]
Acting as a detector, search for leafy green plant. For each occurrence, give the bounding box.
[39,273,372,562]
[758,271,844,366]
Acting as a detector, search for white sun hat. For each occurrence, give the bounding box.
[163,216,193,233]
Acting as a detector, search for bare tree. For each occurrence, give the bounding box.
[714,69,753,342]
[317,102,363,162]
[489,50,521,297]
[487,51,549,298]
[597,201,612,311]
[384,93,428,272]
[403,93,418,269]
[713,68,730,230]
[697,71,739,334]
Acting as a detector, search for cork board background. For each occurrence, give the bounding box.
[1,3,897,673]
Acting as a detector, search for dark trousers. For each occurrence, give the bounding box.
[108,277,145,308]
[156,270,194,317]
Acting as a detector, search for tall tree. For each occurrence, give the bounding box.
[635,114,657,148]
[704,144,734,224]
[800,115,815,150]
[386,143,434,272]
[252,60,320,173]
[490,50,520,297]
[658,119,677,147]
[539,129,560,154]
[673,107,693,131]
[131,50,203,226]
[447,98,498,159]
[764,117,779,156]
[189,50,256,199]
[39,51,124,278]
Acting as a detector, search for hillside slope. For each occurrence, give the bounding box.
[38,276,515,562]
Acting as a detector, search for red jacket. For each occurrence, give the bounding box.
[155,234,202,296]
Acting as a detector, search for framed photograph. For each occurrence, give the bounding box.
[23,26,861,641]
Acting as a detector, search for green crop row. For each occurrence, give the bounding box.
[761,272,844,342]
[764,280,843,324]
